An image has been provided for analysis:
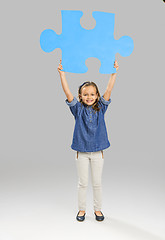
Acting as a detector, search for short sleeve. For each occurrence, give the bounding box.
[99,95,112,114]
[65,97,78,117]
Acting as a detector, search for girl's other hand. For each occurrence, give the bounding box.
[114,60,119,71]
[57,59,63,73]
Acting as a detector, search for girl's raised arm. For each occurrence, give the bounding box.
[103,60,119,101]
[58,60,74,103]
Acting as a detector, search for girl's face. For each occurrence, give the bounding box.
[80,85,98,106]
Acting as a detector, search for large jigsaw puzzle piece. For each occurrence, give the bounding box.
[40,10,134,74]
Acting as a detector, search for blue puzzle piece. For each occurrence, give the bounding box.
[40,10,134,74]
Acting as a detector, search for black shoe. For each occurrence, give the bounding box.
[94,211,104,221]
[76,211,86,221]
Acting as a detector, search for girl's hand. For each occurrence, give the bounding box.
[114,60,119,71]
[57,59,63,73]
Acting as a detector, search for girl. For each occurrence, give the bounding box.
[58,59,119,222]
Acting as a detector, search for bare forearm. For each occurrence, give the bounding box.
[59,72,71,96]
[57,60,73,102]
[106,73,117,92]
[103,61,119,101]
[103,73,117,101]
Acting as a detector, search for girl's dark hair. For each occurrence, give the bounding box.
[78,81,101,113]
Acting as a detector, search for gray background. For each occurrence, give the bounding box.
[0,0,165,240]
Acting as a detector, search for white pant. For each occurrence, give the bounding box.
[75,150,104,211]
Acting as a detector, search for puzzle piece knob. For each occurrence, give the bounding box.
[40,29,61,53]
[117,36,134,57]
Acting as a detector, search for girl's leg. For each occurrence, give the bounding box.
[75,152,90,211]
[90,151,104,212]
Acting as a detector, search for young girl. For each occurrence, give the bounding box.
[58,59,119,222]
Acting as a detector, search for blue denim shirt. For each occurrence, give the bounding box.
[65,96,111,152]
